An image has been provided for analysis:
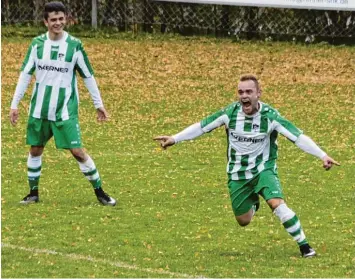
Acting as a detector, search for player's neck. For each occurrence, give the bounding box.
[48,31,64,41]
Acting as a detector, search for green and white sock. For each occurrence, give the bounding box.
[274,203,308,246]
[78,155,102,189]
[27,153,42,192]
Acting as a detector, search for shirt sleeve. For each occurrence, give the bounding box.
[75,42,94,78]
[172,122,204,143]
[83,76,104,109]
[200,106,231,133]
[295,134,327,159]
[10,72,32,109]
[271,112,303,142]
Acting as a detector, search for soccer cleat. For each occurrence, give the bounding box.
[20,194,39,204]
[95,188,116,206]
[300,244,316,258]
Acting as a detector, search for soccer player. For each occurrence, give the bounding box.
[9,1,116,206]
[154,74,339,257]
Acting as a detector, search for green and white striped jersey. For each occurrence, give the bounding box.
[21,31,94,121]
[200,102,302,181]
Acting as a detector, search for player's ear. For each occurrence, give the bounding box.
[44,19,48,27]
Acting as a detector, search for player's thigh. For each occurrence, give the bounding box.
[228,179,260,216]
[51,118,83,149]
[26,117,52,146]
[256,169,284,201]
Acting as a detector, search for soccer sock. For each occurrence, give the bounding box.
[78,155,102,189]
[273,203,308,246]
[27,153,42,193]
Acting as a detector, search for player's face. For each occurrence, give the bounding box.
[44,11,66,37]
[237,80,261,115]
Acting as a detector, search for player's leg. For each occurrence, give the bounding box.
[70,148,116,206]
[258,170,316,258]
[268,199,316,257]
[21,117,52,204]
[228,178,260,226]
[235,207,255,226]
[52,118,116,206]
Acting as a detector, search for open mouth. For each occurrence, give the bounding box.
[241,100,251,108]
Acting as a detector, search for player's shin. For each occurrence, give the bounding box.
[27,153,42,194]
[77,155,102,189]
[273,203,308,246]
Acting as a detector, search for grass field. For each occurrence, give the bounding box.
[1,33,355,278]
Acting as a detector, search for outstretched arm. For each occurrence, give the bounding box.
[9,72,32,126]
[295,134,340,170]
[154,122,204,149]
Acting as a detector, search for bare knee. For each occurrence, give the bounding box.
[267,198,285,211]
[235,209,253,226]
[236,218,251,227]
[70,148,88,162]
[30,146,44,157]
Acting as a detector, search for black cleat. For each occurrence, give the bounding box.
[300,244,316,258]
[20,194,39,204]
[95,188,116,206]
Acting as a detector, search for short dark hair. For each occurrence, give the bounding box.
[44,1,67,20]
[239,74,260,90]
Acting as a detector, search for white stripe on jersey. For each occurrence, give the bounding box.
[23,45,37,74]
[42,40,52,61]
[61,87,71,121]
[234,110,244,133]
[230,154,242,180]
[245,155,257,179]
[257,133,271,173]
[33,83,46,118]
[48,86,60,120]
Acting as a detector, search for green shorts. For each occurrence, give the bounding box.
[228,169,284,216]
[26,117,82,149]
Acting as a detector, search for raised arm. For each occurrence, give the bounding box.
[295,134,340,170]
[154,122,204,149]
[272,112,340,170]
[154,104,232,149]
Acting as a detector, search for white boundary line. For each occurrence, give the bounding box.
[2,243,206,278]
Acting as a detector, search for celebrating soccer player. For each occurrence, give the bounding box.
[9,1,116,206]
[154,74,339,257]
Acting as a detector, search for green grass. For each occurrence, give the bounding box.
[2,33,355,278]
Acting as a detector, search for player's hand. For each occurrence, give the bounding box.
[97,107,108,121]
[154,136,175,149]
[322,155,340,170]
[9,109,19,126]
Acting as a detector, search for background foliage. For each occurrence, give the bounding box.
[1,0,355,43]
